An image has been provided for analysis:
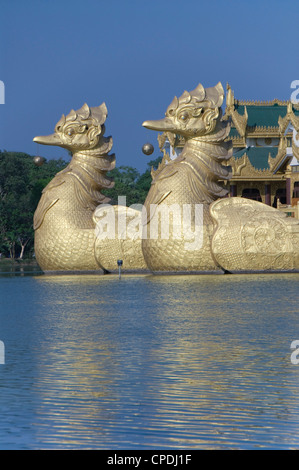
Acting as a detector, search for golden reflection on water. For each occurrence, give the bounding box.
[16,273,299,448]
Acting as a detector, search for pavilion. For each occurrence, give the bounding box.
[223,84,299,211]
[163,84,299,217]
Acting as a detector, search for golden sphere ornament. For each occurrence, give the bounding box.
[142,143,154,155]
[33,156,46,166]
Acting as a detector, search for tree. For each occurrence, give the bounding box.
[104,156,163,206]
[0,149,162,258]
[0,151,68,258]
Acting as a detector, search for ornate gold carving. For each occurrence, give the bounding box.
[151,149,171,179]
[93,205,147,272]
[211,197,299,272]
[228,135,246,146]
[246,125,280,136]
[142,82,232,273]
[293,137,299,162]
[236,98,289,106]
[224,84,248,137]
[33,84,299,275]
[228,152,273,178]
[228,153,248,176]
[225,136,289,180]
[33,103,147,273]
[278,101,299,135]
[268,137,288,173]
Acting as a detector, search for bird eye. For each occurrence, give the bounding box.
[179,111,189,122]
[67,128,75,137]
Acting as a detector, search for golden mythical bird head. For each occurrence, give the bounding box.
[143,82,224,137]
[33,103,108,151]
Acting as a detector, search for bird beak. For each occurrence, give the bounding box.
[33,133,63,146]
[142,117,175,132]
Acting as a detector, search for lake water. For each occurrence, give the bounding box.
[0,266,299,449]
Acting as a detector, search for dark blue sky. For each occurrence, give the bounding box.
[0,0,298,172]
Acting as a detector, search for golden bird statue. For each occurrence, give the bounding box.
[33,103,146,273]
[33,84,299,274]
[142,82,232,273]
[142,82,299,273]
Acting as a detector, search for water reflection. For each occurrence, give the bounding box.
[0,273,299,448]
[0,261,43,277]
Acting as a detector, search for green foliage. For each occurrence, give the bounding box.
[0,150,162,258]
[104,156,162,206]
[0,151,68,258]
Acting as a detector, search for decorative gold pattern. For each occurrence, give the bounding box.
[293,138,299,161]
[223,84,248,138]
[33,84,299,275]
[268,137,288,173]
[221,84,299,208]
[93,205,147,272]
[278,101,299,135]
[237,99,290,106]
[142,82,232,273]
[33,103,147,273]
[211,197,299,272]
[228,152,274,178]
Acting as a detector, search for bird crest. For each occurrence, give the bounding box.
[166,82,224,116]
[34,102,110,152]
[55,102,108,130]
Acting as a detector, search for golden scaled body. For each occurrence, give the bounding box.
[141,81,299,274]
[33,85,299,275]
[33,103,146,273]
[141,82,232,273]
[211,197,299,273]
[34,176,98,272]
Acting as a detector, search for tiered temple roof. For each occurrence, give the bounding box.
[224,84,299,176]
[161,85,299,212]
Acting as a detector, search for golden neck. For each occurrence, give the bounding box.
[174,128,232,203]
[63,140,115,207]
